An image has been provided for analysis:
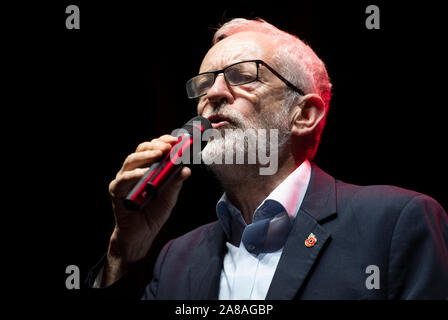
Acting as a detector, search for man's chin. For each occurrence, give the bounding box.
[202,142,234,169]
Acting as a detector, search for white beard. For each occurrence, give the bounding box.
[201,106,291,180]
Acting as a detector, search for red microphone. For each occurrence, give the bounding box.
[124,116,212,211]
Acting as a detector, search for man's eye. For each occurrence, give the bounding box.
[196,77,213,91]
[238,73,254,81]
[197,81,209,91]
[227,70,255,84]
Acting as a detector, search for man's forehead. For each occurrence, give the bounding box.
[199,31,275,72]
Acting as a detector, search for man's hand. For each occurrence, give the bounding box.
[103,135,191,286]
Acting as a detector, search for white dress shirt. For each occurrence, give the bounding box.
[217,160,311,299]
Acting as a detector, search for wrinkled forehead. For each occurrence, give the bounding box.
[199,31,275,73]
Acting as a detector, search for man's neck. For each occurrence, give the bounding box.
[219,156,302,224]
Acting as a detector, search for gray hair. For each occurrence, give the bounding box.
[212,18,332,160]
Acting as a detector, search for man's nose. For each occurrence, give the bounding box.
[205,74,235,105]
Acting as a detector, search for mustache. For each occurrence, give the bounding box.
[202,109,245,128]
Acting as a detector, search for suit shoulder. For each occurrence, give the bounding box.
[337,179,431,209]
[335,179,445,226]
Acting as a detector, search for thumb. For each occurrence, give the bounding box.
[171,166,191,186]
[156,166,191,204]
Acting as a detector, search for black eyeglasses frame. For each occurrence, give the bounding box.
[186,59,305,99]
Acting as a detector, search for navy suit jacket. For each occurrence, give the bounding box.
[87,164,448,299]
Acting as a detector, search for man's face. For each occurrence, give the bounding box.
[197,31,288,126]
[197,32,292,168]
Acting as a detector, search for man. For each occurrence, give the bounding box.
[88,18,448,299]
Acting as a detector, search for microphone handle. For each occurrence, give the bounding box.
[124,162,160,211]
[124,134,191,210]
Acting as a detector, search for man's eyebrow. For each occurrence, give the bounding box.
[199,60,241,74]
[199,64,220,74]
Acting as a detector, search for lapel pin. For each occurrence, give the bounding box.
[305,233,317,247]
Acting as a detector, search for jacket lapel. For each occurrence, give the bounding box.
[266,164,337,299]
[188,222,227,299]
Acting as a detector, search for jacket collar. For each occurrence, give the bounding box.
[188,163,337,299]
[266,163,337,299]
[298,162,337,223]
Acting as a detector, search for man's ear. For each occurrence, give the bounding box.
[290,94,326,137]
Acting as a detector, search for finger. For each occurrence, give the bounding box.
[136,139,174,153]
[118,167,149,181]
[121,149,163,172]
[158,134,179,144]
[110,167,149,198]
[167,167,191,190]
[158,166,191,200]
[178,166,191,181]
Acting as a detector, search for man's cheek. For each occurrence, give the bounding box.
[197,100,207,116]
[235,86,259,104]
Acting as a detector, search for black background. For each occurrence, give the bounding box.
[13,1,447,300]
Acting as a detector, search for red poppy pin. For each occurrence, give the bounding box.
[305,233,317,247]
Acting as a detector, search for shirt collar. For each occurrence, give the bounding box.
[216,160,311,253]
[262,158,311,218]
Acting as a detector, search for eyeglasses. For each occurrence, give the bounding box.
[186,59,305,99]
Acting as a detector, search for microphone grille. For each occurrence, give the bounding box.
[182,116,212,134]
